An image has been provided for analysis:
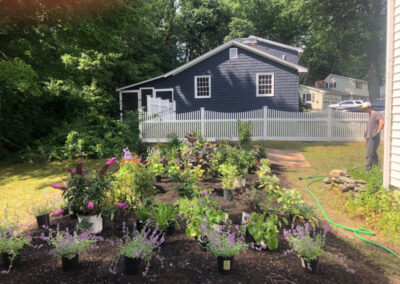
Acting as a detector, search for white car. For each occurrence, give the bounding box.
[328,100,364,110]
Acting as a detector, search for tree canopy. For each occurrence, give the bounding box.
[0,0,387,160]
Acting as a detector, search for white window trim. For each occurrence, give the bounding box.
[229,48,238,59]
[256,73,274,97]
[155,88,174,101]
[194,75,211,99]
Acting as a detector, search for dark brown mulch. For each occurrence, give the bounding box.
[0,173,389,284]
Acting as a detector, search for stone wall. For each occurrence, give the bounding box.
[321,169,366,198]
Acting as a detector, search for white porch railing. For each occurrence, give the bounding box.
[146,95,176,117]
[139,107,380,142]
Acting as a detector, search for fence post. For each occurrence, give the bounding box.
[200,107,205,138]
[263,106,268,139]
[119,91,123,122]
[327,108,333,141]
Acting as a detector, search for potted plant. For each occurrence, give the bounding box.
[219,163,239,201]
[246,213,279,250]
[109,221,165,276]
[284,223,330,274]
[178,192,228,242]
[0,225,31,273]
[147,148,166,182]
[200,220,246,275]
[61,159,115,233]
[150,202,177,236]
[111,153,156,209]
[28,202,56,229]
[40,225,98,272]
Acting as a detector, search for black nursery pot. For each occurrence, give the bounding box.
[300,257,319,274]
[223,189,232,201]
[136,220,145,232]
[244,229,255,244]
[2,253,20,270]
[36,214,50,229]
[124,256,141,275]
[217,256,234,275]
[165,224,175,236]
[62,254,79,272]
[155,175,162,183]
[62,208,69,216]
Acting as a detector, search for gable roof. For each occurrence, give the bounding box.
[117,38,308,92]
[325,74,368,83]
[248,35,304,56]
[300,85,350,96]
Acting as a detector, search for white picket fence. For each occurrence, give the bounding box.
[139,107,380,142]
[146,95,176,117]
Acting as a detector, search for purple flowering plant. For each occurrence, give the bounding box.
[109,220,165,275]
[200,218,246,258]
[0,209,31,274]
[40,224,99,259]
[284,223,330,262]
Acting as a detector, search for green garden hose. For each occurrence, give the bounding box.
[301,175,400,258]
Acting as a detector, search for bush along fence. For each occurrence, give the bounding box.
[137,107,383,143]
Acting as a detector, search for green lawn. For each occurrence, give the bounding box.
[0,159,107,228]
[265,141,400,280]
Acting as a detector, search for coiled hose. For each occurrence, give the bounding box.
[301,175,400,258]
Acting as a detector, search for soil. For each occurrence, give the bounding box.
[0,171,390,284]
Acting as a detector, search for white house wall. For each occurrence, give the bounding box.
[325,75,369,99]
[384,0,400,189]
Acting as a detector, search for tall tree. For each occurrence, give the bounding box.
[298,0,386,100]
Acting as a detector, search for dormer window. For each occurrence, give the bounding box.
[229,48,238,59]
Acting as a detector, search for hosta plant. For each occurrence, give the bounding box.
[246,213,279,250]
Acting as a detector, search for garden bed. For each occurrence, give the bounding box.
[0,172,388,284]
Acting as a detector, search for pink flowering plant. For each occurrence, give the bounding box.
[200,218,246,258]
[40,224,99,259]
[284,223,330,262]
[61,159,115,215]
[109,220,165,275]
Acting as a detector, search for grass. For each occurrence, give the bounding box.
[0,159,107,229]
[262,141,400,280]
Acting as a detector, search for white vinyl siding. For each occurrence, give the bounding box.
[194,75,211,98]
[256,73,274,97]
[390,1,400,188]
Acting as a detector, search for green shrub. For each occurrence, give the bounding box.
[111,160,155,208]
[20,112,146,161]
[238,120,252,147]
[346,167,400,243]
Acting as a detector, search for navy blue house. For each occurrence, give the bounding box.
[117,36,307,116]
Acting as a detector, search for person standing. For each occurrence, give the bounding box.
[362,102,384,171]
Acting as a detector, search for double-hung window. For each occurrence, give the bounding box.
[256,73,274,97]
[195,75,211,98]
